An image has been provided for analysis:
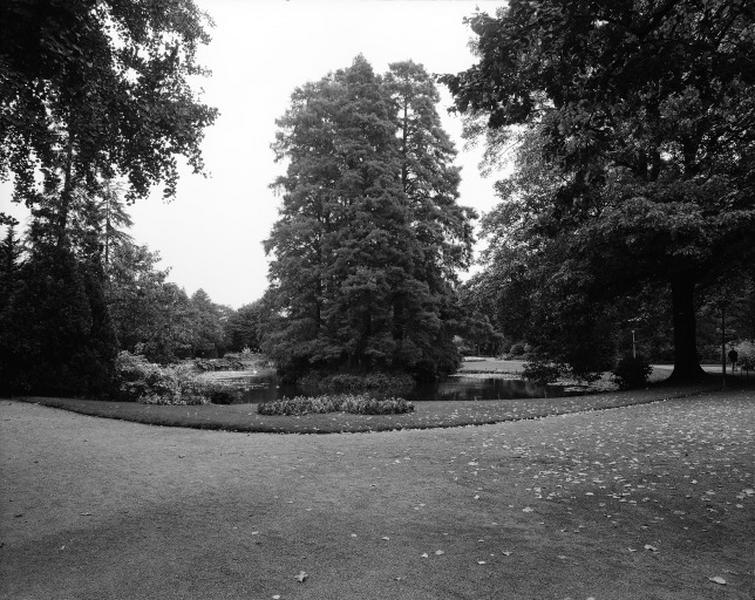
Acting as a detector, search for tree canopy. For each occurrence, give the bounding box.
[0,0,218,394]
[265,56,475,381]
[442,0,755,380]
[1,0,217,212]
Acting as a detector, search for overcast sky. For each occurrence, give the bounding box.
[1,0,507,308]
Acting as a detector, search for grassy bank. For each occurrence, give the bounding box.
[17,383,718,433]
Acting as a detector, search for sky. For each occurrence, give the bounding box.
[0,0,508,309]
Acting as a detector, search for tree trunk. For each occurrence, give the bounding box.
[56,140,75,248]
[668,273,706,381]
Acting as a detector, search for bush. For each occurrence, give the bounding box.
[115,351,217,405]
[257,394,414,416]
[192,357,246,372]
[297,372,415,399]
[522,360,562,385]
[612,354,652,390]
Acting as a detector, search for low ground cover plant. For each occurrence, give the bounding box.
[257,394,414,416]
[115,352,241,405]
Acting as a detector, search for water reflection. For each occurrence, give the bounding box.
[231,373,567,404]
[411,376,564,401]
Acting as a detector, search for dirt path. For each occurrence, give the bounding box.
[1,394,753,599]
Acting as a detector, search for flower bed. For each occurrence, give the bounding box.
[257,394,414,416]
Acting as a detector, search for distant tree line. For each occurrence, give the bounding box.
[0,188,268,395]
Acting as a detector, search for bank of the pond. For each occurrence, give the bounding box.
[16,384,717,433]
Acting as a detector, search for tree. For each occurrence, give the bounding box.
[0,239,118,396]
[106,241,197,362]
[0,221,22,302]
[0,1,217,393]
[0,0,217,232]
[188,288,225,358]
[225,301,267,352]
[265,56,474,381]
[443,0,755,381]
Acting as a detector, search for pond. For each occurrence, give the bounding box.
[219,372,571,404]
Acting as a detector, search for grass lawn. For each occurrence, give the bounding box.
[15,383,720,433]
[1,389,753,599]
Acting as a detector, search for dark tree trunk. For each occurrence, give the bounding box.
[668,273,706,381]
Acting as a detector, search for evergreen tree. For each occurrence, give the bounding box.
[0,240,116,396]
[265,56,474,381]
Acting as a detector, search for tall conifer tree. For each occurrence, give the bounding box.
[265,56,474,380]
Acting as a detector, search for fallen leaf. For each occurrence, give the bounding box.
[381,536,390,541]
[295,571,308,583]
[643,544,658,552]
[707,576,726,585]
[434,549,445,556]
[420,552,429,558]
[477,560,487,565]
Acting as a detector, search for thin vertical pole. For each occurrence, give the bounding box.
[721,305,726,389]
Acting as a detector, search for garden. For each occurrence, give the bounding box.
[1,1,754,599]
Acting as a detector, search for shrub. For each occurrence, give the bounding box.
[298,372,415,398]
[115,351,216,405]
[192,357,245,372]
[522,360,562,385]
[612,354,652,390]
[257,394,414,416]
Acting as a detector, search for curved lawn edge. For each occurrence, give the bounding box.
[6,384,719,434]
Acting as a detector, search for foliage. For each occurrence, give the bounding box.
[521,360,563,386]
[456,277,506,356]
[0,0,217,215]
[114,351,239,405]
[0,0,218,396]
[612,355,653,390]
[264,56,474,382]
[734,340,755,374]
[443,0,755,382]
[297,372,415,399]
[107,243,229,362]
[192,357,245,372]
[224,300,267,352]
[257,394,414,416]
[188,289,227,358]
[0,243,118,396]
[696,274,755,360]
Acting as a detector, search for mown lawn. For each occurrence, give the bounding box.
[1,390,753,599]
[18,383,716,433]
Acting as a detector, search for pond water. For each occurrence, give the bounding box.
[226,373,570,404]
